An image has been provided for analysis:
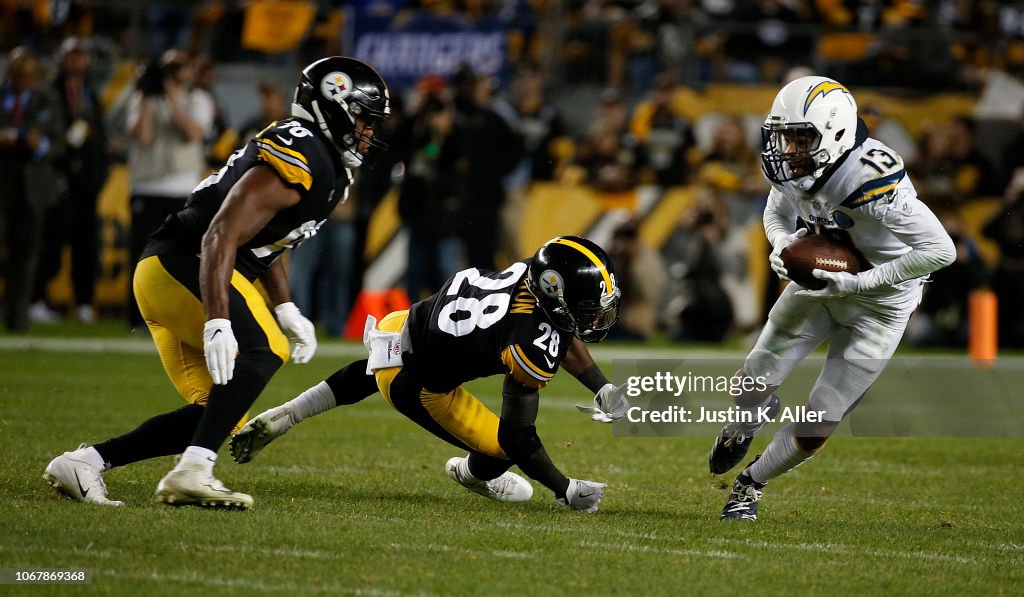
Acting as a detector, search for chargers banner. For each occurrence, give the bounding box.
[352,13,507,88]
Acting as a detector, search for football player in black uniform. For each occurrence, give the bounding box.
[44,57,391,509]
[230,236,631,513]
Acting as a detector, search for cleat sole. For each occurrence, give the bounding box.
[154,492,251,510]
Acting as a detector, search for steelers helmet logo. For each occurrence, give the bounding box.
[539,270,564,299]
[321,71,353,103]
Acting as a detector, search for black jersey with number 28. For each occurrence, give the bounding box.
[406,260,571,393]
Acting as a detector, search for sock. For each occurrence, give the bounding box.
[192,352,280,452]
[73,446,107,470]
[748,423,816,484]
[456,457,479,483]
[281,381,336,425]
[93,403,205,468]
[467,452,513,482]
[176,446,217,473]
[325,359,379,406]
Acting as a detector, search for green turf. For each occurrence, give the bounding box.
[1,346,1022,595]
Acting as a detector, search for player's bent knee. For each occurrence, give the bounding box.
[807,382,852,424]
[793,418,838,452]
[743,350,784,391]
[731,367,776,407]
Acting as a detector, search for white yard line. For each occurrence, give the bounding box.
[487,520,986,566]
[3,336,1022,368]
[711,537,979,565]
[0,336,749,360]
[579,540,737,559]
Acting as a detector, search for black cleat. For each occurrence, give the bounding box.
[709,394,780,475]
[721,463,766,521]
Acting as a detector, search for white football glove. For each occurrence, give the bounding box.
[557,478,607,513]
[768,228,808,281]
[575,383,630,423]
[794,269,863,299]
[203,318,238,385]
[274,302,317,364]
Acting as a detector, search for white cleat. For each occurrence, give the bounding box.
[43,445,123,506]
[28,301,61,324]
[229,407,294,464]
[445,456,534,503]
[154,465,253,510]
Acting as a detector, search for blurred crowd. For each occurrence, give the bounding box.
[1,0,1023,350]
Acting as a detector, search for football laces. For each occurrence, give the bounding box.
[814,256,848,269]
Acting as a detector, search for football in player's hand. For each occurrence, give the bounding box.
[780,234,863,290]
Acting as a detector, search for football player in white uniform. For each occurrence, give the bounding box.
[709,76,955,521]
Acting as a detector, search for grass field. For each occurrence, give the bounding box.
[1,332,1022,595]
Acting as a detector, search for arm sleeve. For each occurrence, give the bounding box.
[857,188,957,291]
[763,188,797,249]
[497,375,570,497]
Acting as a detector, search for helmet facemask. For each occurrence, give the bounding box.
[574,288,621,342]
[761,120,829,184]
[527,268,621,343]
[332,97,390,169]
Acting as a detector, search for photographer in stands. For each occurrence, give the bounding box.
[126,49,214,328]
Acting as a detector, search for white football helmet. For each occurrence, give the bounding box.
[761,75,858,190]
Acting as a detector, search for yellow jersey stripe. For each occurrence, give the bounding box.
[257,144,314,190]
[503,345,553,384]
[841,169,905,209]
[551,238,613,295]
[258,137,310,168]
[853,182,897,206]
[256,141,312,174]
[513,344,553,379]
[501,347,547,388]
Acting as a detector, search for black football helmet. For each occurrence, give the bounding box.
[292,56,390,168]
[527,236,621,343]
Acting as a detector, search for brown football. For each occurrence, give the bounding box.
[780,234,863,290]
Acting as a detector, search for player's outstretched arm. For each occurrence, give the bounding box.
[563,337,608,391]
[498,375,606,513]
[563,338,630,423]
